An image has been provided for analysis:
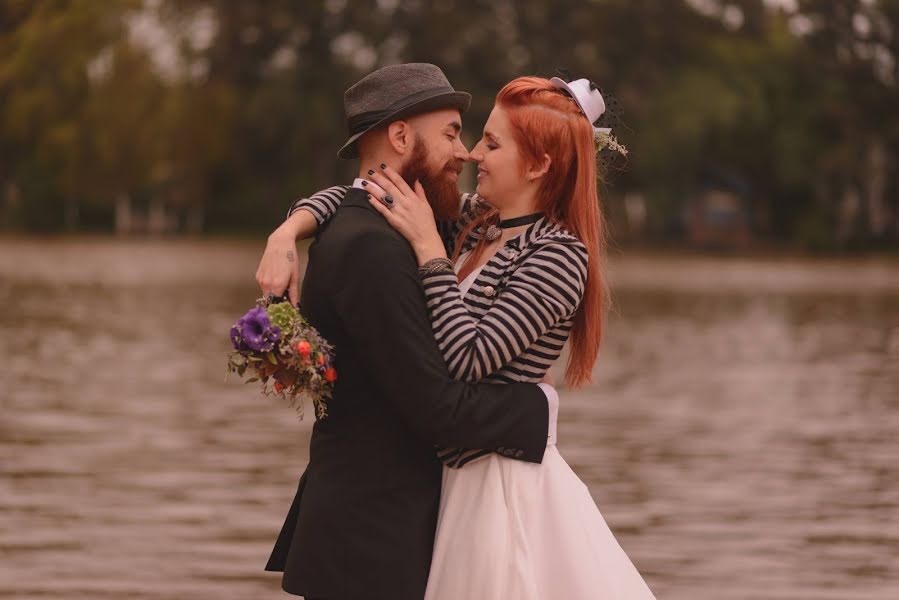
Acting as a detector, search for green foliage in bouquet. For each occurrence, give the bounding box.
[227,296,337,420]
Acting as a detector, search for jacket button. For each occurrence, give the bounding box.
[484,286,495,297]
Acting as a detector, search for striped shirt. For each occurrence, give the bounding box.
[288,186,588,467]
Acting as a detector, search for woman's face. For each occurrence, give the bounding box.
[470,105,528,206]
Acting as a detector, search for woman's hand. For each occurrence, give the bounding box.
[365,165,447,265]
[255,226,302,307]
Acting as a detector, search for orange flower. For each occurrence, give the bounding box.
[316,353,326,366]
[295,341,312,357]
[324,367,337,383]
[274,381,284,393]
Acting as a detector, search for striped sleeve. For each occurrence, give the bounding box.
[436,193,490,256]
[285,185,349,224]
[420,241,588,382]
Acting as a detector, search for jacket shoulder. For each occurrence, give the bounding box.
[531,222,587,254]
[310,184,351,198]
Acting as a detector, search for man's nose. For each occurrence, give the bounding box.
[454,140,470,161]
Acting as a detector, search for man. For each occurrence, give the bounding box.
[260,63,558,600]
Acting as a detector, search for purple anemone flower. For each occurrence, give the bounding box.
[233,306,282,353]
[230,325,247,352]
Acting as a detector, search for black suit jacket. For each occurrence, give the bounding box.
[264,187,549,599]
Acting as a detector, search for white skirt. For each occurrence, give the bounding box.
[424,445,657,600]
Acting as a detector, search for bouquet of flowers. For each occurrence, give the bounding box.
[226,296,336,419]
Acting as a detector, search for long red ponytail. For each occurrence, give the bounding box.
[452,77,610,388]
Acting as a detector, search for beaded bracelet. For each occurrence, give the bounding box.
[417,257,455,276]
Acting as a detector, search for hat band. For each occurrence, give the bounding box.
[347,85,457,135]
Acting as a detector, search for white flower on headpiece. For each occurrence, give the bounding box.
[593,129,628,157]
[550,77,627,157]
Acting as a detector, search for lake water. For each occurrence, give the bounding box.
[1,236,897,599]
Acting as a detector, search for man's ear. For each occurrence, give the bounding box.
[386,120,412,155]
[526,153,552,182]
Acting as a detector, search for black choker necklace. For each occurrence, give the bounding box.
[485,212,543,241]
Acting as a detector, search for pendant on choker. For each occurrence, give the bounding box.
[483,212,543,241]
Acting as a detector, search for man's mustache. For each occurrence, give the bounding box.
[443,159,464,175]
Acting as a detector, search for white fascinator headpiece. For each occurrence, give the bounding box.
[549,77,608,131]
[550,75,627,157]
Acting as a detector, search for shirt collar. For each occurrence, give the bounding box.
[352,177,388,195]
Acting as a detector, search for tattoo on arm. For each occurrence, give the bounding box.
[286,250,295,262]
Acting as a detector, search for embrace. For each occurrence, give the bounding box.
[256,63,656,600]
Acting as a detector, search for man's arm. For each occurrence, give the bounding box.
[334,228,550,463]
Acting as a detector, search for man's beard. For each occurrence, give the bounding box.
[400,135,463,221]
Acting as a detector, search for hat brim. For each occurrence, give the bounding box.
[549,77,588,117]
[550,76,606,124]
[338,90,472,159]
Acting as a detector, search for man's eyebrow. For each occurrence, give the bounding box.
[445,121,462,133]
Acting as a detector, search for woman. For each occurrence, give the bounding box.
[267,76,655,599]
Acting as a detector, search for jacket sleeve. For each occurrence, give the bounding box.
[286,185,349,224]
[436,192,491,257]
[419,241,588,382]
[292,188,489,254]
[333,228,549,463]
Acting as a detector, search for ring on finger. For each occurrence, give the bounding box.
[382,195,395,208]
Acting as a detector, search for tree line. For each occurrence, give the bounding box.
[1,0,896,251]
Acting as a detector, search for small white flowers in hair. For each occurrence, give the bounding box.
[594,129,628,157]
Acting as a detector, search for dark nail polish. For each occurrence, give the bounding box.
[361,180,368,186]
[379,163,386,169]
[367,169,375,176]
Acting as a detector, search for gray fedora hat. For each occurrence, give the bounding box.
[338,63,472,159]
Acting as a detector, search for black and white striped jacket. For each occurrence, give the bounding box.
[288,186,588,467]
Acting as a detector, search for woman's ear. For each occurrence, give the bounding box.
[526,153,552,182]
[387,120,412,155]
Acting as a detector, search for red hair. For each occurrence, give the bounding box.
[452,76,610,388]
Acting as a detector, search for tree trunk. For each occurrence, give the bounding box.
[64,196,79,231]
[115,193,132,235]
[148,197,168,235]
[185,203,205,235]
[837,185,860,245]
[864,139,889,239]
